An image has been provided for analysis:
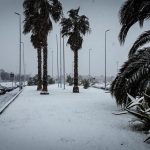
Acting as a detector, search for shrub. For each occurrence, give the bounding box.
[66,75,73,86]
[82,79,90,89]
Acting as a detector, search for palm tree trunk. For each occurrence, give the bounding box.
[41,45,49,94]
[73,50,79,93]
[37,48,42,91]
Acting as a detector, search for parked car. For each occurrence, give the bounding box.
[0,84,6,95]
[5,87,14,92]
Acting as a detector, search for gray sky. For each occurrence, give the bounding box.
[0,0,150,77]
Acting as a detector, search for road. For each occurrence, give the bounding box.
[0,88,19,109]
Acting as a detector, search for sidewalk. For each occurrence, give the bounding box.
[0,85,149,150]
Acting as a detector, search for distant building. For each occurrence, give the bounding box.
[0,69,3,82]
[0,69,5,82]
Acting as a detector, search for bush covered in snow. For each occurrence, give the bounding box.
[28,75,55,86]
[82,79,90,89]
[66,75,73,86]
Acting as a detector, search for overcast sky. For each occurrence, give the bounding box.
[0,0,150,77]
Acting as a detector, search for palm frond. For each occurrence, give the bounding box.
[118,0,150,44]
[60,8,90,51]
[60,18,73,36]
[49,0,63,22]
[68,7,80,19]
[77,15,90,35]
[119,0,133,25]
[119,20,137,44]
[111,47,150,106]
[129,30,150,57]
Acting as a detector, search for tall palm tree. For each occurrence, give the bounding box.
[31,35,42,90]
[61,8,90,93]
[111,47,150,106]
[23,0,43,91]
[23,0,62,94]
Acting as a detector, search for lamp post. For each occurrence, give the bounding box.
[21,42,25,86]
[51,50,54,78]
[60,31,62,88]
[89,49,92,81]
[56,34,59,87]
[63,37,66,89]
[15,12,22,90]
[105,29,110,90]
[116,61,119,74]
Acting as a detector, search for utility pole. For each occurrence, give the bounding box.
[116,61,119,73]
[63,37,66,89]
[51,50,54,78]
[89,49,92,81]
[56,34,59,87]
[60,31,62,88]
[21,42,25,86]
[105,29,110,90]
[15,12,22,90]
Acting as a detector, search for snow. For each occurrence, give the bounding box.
[0,84,149,150]
[0,88,19,109]
[92,83,111,90]
[0,82,15,87]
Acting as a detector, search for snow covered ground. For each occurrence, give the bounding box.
[0,81,16,87]
[0,88,19,109]
[92,83,111,90]
[0,85,149,150]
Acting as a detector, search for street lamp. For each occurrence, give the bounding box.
[21,42,26,86]
[51,50,54,78]
[15,12,22,90]
[56,34,59,87]
[63,36,66,89]
[105,29,110,90]
[60,31,62,88]
[89,49,92,81]
[116,61,119,74]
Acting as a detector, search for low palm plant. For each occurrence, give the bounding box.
[125,88,150,142]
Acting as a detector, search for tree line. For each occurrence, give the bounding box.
[23,0,90,94]
[0,69,30,82]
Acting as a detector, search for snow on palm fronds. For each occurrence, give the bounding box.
[125,88,150,142]
[129,30,150,58]
[119,0,150,44]
[110,47,150,106]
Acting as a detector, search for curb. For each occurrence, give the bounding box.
[92,85,101,89]
[0,89,23,115]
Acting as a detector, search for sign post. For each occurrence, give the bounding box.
[10,73,14,88]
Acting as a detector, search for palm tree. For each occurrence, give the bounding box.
[23,0,63,94]
[110,47,150,106]
[110,0,150,106]
[31,35,42,90]
[61,7,90,93]
[23,0,43,91]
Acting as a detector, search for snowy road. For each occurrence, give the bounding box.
[0,85,149,150]
[0,88,19,109]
